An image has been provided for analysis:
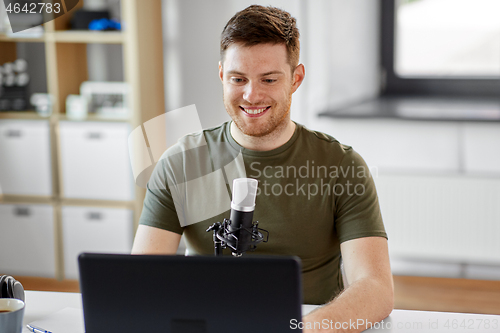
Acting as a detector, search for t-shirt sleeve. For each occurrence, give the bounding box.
[138,158,184,235]
[334,148,387,243]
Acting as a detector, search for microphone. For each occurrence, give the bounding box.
[227,178,258,255]
[206,178,268,256]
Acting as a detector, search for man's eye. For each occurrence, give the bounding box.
[264,79,277,84]
[231,77,244,83]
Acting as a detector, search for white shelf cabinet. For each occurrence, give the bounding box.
[0,0,165,281]
[0,120,52,196]
[0,204,56,277]
[59,121,134,201]
[62,206,134,279]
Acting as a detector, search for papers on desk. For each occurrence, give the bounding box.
[24,307,84,333]
[302,304,319,316]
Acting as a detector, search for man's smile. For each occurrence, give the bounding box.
[239,106,271,117]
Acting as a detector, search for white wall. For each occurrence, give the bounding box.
[161,0,380,129]
[303,0,381,129]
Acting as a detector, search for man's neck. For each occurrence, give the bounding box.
[230,119,296,151]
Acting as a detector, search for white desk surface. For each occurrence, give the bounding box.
[22,291,500,332]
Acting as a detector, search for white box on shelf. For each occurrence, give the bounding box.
[0,120,52,196]
[59,121,134,201]
[80,81,129,119]
[0,204,55,277]
[62,206,134,279]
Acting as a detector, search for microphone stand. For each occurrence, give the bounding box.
[206,219,269,257]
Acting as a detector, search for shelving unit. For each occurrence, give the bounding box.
[0,31,123,43]
[0,111,40,119]
[0,35,45,42]
[0,0,165,281]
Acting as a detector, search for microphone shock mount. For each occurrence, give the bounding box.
[206,219,269,257]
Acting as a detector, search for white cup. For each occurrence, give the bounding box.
[0,298,25,333]
[66,94,88,120]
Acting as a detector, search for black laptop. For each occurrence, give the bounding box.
[78,253,303,333]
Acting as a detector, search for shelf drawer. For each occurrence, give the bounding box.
[0,120,52,196]
[59,121,134,200]
[62,206,134,279]
[0,204,56,277]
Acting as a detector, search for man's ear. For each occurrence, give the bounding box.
[219,61,224,82]
[291,64,305,93]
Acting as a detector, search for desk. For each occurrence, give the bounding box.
[22,291,82,333]
[22,291,500,332]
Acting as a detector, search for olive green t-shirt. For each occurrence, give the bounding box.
[139,121,387,305]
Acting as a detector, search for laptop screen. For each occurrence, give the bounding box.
[78,253,303,333]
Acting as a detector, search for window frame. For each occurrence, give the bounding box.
[381,0,500,97]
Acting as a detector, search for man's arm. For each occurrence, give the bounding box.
[131,225,182,255]
[302,236,394,333]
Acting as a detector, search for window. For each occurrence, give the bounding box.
[381,0,500,96]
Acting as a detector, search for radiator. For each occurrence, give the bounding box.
[374,174,500,265]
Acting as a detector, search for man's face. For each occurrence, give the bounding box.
[219,43,302,137]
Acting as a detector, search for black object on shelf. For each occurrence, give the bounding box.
[0,86,28,111]
[70,9,110,30]
[0,59,30,112]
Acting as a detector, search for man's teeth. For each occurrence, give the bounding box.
[243,107,268,114]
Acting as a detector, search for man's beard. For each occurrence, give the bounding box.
[223,93,292,138]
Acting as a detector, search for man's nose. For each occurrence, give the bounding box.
[242,81,264,104]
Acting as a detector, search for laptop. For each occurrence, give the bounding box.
[78,253,303,333]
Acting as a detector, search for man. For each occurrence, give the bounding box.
[132,5,393,332]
